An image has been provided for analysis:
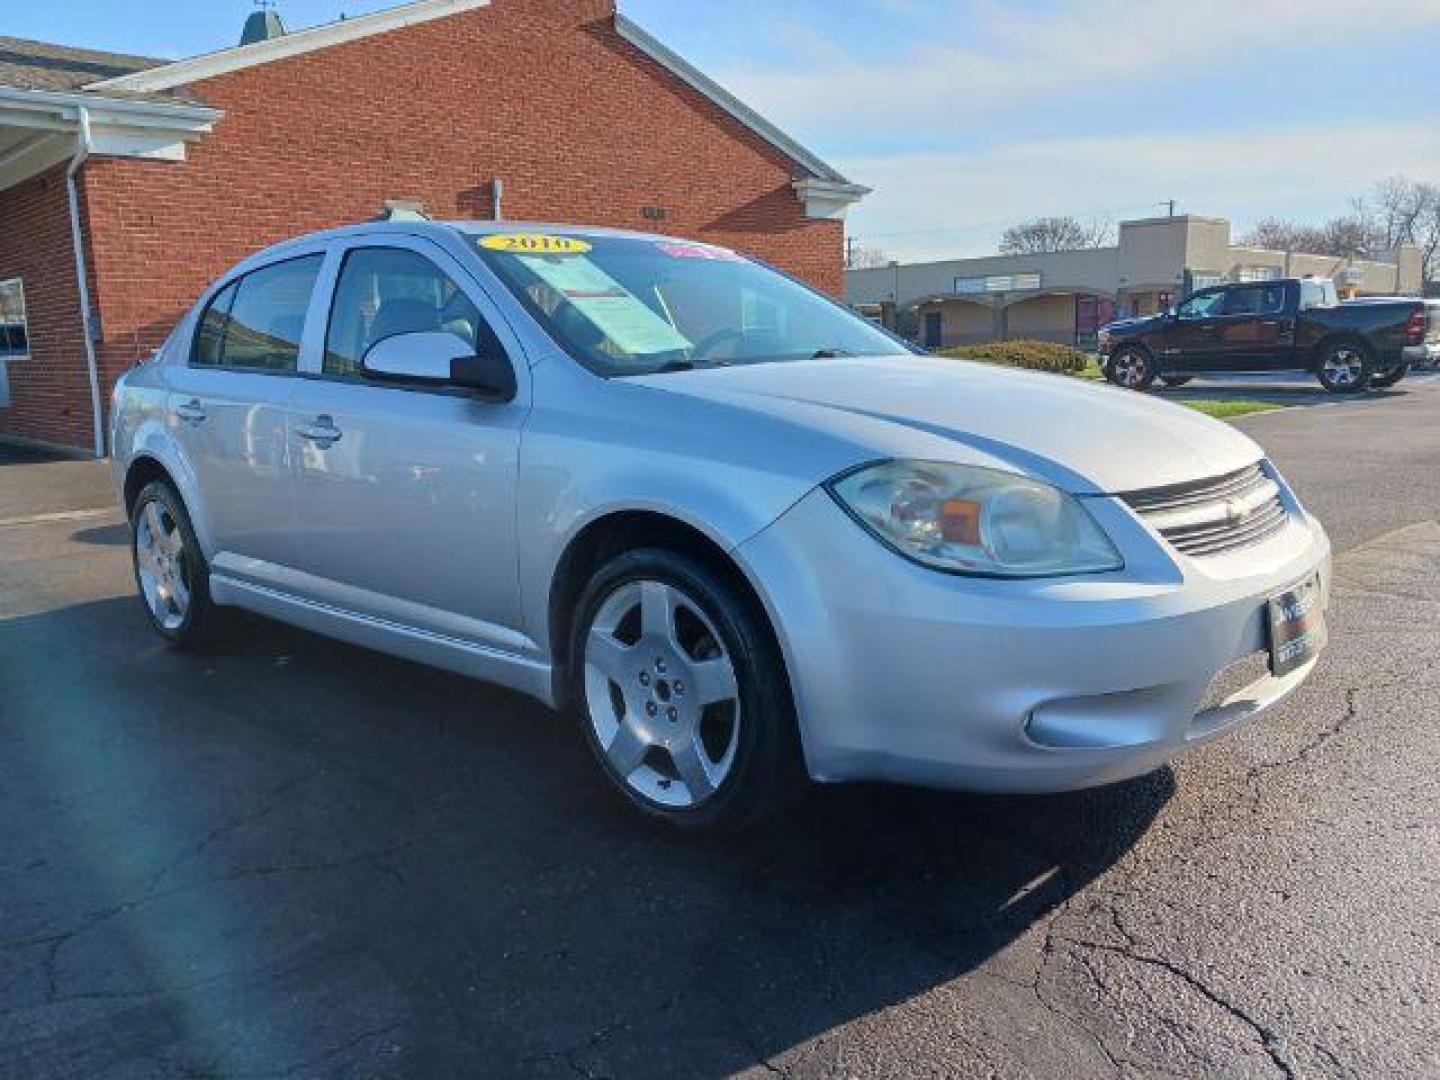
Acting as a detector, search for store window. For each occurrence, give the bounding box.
[0,279,28,360]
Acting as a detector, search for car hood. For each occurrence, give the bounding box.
[1104,314,1164,336]
[630,356,1263,495]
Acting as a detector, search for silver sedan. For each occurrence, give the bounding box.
[111,223,1331,830]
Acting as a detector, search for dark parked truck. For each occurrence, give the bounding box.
[1098,278,1430,394]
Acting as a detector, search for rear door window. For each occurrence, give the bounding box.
[1221,285,1284,317]
[193,255,323,373]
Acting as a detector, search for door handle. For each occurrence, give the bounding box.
[296,415,343,446]
[174,398,207,425]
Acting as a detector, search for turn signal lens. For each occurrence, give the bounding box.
[939,498,982,544]
[830,461,1124,578]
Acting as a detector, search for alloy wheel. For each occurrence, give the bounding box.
[1113,352,1148,388]
[135,499,191,631]
[583,579,742,808]
[1322,348,1364,388]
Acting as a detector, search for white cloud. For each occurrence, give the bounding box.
[709,0,1440,145]
[842,124,1440,262]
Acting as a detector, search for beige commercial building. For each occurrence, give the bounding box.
[847,214,1424,350]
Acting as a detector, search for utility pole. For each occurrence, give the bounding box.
[1165,199,1177,218]
[845,236,858,269]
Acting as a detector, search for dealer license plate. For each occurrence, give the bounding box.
[1267,574,1326,677]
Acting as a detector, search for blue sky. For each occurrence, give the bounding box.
[10,0,1440,261]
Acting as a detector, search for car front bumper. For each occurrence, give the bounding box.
[736,482,1331,793]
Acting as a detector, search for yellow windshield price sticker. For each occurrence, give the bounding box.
[480,234,592,255]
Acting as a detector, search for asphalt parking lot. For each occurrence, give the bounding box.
[3,378,1438,1079]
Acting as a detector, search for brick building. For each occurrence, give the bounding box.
[0,0,868,455]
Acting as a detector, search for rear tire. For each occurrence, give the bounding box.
[130,480,217,648]
[1316,341,1373,394]
[1368,363,1410,390]
[1108,347,1156,391]
[568,548,804,833]
[1160,375,1194,389]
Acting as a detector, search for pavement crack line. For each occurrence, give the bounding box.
[144,764,329,894]
[1245,685,1361,782]
[1057,935,1297,1079]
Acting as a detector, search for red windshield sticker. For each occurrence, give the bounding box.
[657,242,744,262]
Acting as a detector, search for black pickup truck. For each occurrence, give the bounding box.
[1098,278,1432,394]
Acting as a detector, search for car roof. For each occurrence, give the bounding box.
[251,219,691,262]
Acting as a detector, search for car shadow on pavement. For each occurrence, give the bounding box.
[2,598,1173,1079]
[1160,367,1438,406]
[70,523,130,546]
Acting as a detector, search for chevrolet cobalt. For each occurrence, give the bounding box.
[111,223,1331,830]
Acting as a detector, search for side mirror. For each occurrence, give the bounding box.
[361,331,516,402]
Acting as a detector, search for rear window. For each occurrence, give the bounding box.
[1299,280,1337,310]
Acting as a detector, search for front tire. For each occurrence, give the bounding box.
[568,548,802,832]
[130,480,216,648]
[1368,362,1410,389]
[1316,341,1373,394]
[1108,347,1157,390]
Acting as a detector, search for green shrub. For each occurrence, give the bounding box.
[934,340,1091,376]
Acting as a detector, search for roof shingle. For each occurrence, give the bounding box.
[0,36,204,106]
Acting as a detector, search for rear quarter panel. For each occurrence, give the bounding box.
[109,312,217,555]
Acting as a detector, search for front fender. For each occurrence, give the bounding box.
[515,446,817,666]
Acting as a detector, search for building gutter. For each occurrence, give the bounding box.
[64,106,105,460]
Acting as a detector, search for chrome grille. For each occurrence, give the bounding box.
[1121,464,1288,557]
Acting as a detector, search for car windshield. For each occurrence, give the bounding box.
[472,232,908,376]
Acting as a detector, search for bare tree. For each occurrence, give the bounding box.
[1320,214,1386,259]
[1418,194,1440,284]
[846,244,893,269]
[1247,177,1440,282]
[1362,175,1440,282]
[998,216,1115,255]
[1241,217,1324,253]
[1241,214,1382,259]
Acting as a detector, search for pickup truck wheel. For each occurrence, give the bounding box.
[1368,363,1410,390]
[1316,342,1373,394]
[1109,347,1156,391]
[1160,376,1193,388]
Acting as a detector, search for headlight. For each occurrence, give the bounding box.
[828,460,1123,578]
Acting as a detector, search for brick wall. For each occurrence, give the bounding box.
[0,165,97,451]
[68,0,843,444]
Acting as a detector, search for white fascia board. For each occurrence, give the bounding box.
[794,178,871,221]
[0,88,220,190]
[0,87,221,133]
[615,14,857,189]
[88,0,493,93]
[89,123,191,161]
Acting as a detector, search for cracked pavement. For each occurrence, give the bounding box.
[1,379,1438,1078]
